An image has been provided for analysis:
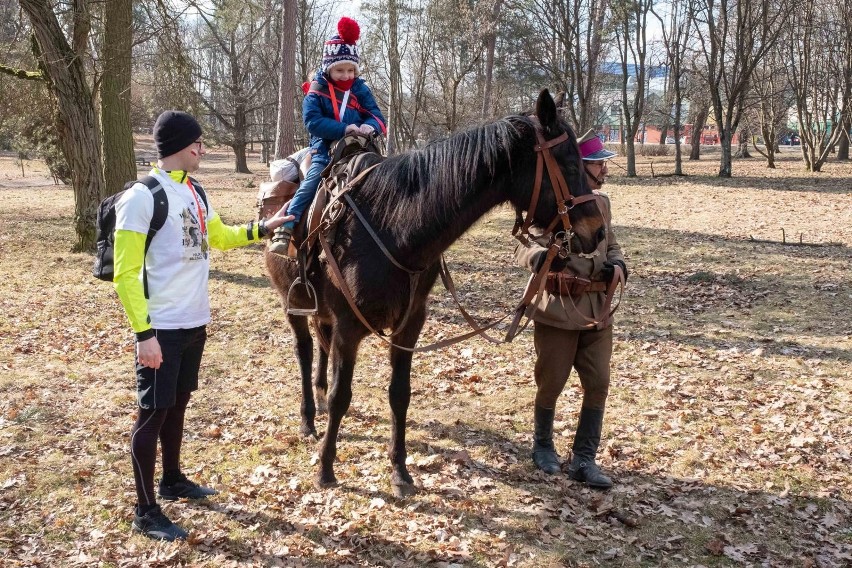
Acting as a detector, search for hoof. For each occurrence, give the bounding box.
[299,423,318,439]
[315,472,338,489]
[391,482,418,498]
[392,468,414,486]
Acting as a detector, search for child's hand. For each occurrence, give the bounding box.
[345,124,359,134]
[358,124,375,136]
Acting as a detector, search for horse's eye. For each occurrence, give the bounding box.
[597,227,606,242]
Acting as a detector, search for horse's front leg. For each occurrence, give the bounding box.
[313,322,332,414]
[287,314,318,438]
[316,320,363,488]
[387,308,427,498]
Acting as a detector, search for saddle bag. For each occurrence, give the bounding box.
[545,272,608,296]
[256,179,299,220]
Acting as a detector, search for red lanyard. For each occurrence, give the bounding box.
[328,85,342,122]
[186,179,206,235]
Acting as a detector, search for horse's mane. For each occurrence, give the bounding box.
[358,115,537,230]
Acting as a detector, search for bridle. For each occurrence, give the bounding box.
[512,121,602,250]
[505,121,623,339]
[311,120,621,351]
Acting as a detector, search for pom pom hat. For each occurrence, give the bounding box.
[322,17,361,74]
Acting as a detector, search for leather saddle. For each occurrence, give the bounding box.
[284,134,385,259]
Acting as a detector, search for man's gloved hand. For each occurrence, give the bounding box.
[600,259,628,282]
[534,252,568,273]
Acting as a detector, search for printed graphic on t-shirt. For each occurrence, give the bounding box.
[180,207,209,260]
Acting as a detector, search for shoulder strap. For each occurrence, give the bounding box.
[308,82,386,134]
[136,175,167,299]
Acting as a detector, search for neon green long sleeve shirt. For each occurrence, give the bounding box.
[113,170,263,336]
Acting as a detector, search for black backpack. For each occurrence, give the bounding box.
[93,175,209,297]
[92,176,168,298]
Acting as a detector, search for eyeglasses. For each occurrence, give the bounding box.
[193,140,204,149]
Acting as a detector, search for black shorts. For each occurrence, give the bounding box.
[136,326,207,410]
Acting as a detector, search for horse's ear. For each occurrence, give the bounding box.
[535,89,558,132]
[554,91,566,109]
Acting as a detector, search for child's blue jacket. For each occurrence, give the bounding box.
[303,71,386,155]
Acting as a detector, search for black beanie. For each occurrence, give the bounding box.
[153,110,203,158]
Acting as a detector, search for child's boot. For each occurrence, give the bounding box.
[269,225,293,255]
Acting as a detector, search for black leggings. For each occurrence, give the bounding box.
[130,391,191,507]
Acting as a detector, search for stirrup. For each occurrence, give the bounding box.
[286,277,318,316]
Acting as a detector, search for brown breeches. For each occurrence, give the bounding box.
[533,322,612,411]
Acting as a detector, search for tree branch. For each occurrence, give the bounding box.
[0,64,44,81]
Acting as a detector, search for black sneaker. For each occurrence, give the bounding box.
[158,473,219,500]
[131,505,188,541]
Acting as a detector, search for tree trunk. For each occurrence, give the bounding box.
[20,0,104,251]
[274,0,297,159]
[718,126,733,177]
[233,143,249,173]
[689,105,708,160]
[758,122,776,168]
[735,126,751,158]
[838,114,851,160]
[101,0,136,193]
[480,0,502,120]
[626,137,636,177]
[387,0,402,154]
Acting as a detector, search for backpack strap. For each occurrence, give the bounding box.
[137,175,168,300]
[307,81,387,134]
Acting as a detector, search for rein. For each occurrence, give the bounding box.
[313,122,621,351]
[505,125,620,340]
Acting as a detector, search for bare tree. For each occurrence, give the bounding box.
[274,0,298,159]
[513,0,610,131]
[101,0,136,192]
[17,0,104,251]
[189,0,275,173]
[424,0,484,133]
[385,0,404,154]
[786,0,852,171]
[614,0,653,177]
[690,0,789,177]
[480,0,502,120]
[653,0,693,174]
[745,45,789,168]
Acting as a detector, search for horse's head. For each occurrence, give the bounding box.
[513,89,605,255]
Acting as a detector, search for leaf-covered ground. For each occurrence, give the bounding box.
[1,147,850,567]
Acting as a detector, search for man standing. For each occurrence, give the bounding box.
[113,110,292,540]
[514,129,627,489]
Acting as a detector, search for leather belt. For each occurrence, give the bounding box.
[545,272,608,296]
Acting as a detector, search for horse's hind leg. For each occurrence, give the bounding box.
[287,314,319,438]
[387,308,427,498]
[316,320,363,488]
[313,322,332,414]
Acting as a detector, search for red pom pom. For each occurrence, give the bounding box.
[337,17,360,44]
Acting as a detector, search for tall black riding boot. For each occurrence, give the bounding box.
[567,407,613,489]
[532,405,562,474]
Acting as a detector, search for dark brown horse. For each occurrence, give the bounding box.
[265,90,605,497]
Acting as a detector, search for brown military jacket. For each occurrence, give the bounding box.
[513,192,624,331]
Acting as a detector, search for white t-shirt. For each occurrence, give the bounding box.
[114,170,216,329]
